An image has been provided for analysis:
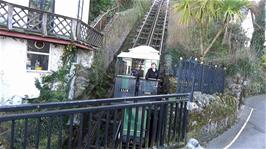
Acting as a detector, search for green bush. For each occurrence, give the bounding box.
[261,56,266,68]
[226,57,266,95]
[34,45,77,103]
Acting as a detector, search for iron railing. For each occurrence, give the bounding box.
[176,59,225,94]
[0,0,103,48]
[0,93,191,149]
[91,6,118,31]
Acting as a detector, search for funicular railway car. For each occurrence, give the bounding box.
[114,45,160,97]
[114,46,161,146]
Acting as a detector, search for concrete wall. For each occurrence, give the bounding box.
[0,36,93,105]
[4,0,90,23]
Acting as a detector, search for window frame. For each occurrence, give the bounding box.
[26,41,51,73]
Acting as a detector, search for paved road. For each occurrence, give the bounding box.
[207,94,266,149]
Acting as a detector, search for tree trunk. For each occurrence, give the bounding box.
[202,25,226,58]
[222,25,228,45]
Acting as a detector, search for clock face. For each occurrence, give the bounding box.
[35,41,45,49]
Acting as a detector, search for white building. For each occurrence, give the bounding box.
[0,0,103,105]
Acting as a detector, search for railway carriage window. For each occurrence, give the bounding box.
[26,40,50,71]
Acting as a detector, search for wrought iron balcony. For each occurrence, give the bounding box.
[0,0,103,48]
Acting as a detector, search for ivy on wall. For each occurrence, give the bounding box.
[34,44,77,103]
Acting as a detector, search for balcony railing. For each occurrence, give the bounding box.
[0,0,103,48]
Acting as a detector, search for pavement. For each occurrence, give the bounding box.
[206,94,266,149]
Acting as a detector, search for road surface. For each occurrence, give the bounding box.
[207,94,266,149]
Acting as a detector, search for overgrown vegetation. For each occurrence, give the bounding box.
[89,0,115,22]
[34,44,77,103]
[176,0,251,59]
[83,0,150,98]
[81,47,115,99]
[89,0,135,22]
[250,0,265,57]
[167,0,266,96]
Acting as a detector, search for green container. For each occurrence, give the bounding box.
[122,107,147,141]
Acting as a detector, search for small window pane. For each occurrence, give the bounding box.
[27,54,49,70]
[27,40,50,53]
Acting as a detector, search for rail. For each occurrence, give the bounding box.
[91,6,119,31]
[0,93,191,148]
[133,0,157,47]
[0,0,103,48]
[133,0,169,53]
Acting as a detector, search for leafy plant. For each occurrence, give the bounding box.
[34,44,77,103]
[261,53,266,69]
[250,0,265,57]
[176,0,252,59]
[226,57,266,95]
[89,0,115,22]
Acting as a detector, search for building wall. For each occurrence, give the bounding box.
[55,0,90,23]
[5,0,29,7]
[4,0,90,23]
[0,36,93,105]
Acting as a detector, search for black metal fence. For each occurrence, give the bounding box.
[176,59,225,94]
[0,93,190,149]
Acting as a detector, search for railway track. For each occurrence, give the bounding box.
[133,0,169,54]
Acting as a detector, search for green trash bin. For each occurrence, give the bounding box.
[122,107,147,144]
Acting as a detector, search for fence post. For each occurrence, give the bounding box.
[42,13,48,36]
[207,66,211,94]
[7,4,13,30]
[199,62,204,93]
[176,57,183,93]
[189,59,196,102]
[71,19,77,40]
[214,65,218,93]
[75,21,81,41]
[222,67,226,93]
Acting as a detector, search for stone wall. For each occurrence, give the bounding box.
[188,92,238,145]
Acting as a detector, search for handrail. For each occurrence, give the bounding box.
[0,93,190,112]
[92,6,119,29]
[0,92,190,148]
[0,0,103,48]
[0,99,189,121]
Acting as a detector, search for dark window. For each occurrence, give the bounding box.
[26,40,50,71]
[29,0,55,12]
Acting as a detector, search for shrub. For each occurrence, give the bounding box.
[34,45,77,103]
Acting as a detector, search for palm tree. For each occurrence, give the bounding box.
[176,0,252,60]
